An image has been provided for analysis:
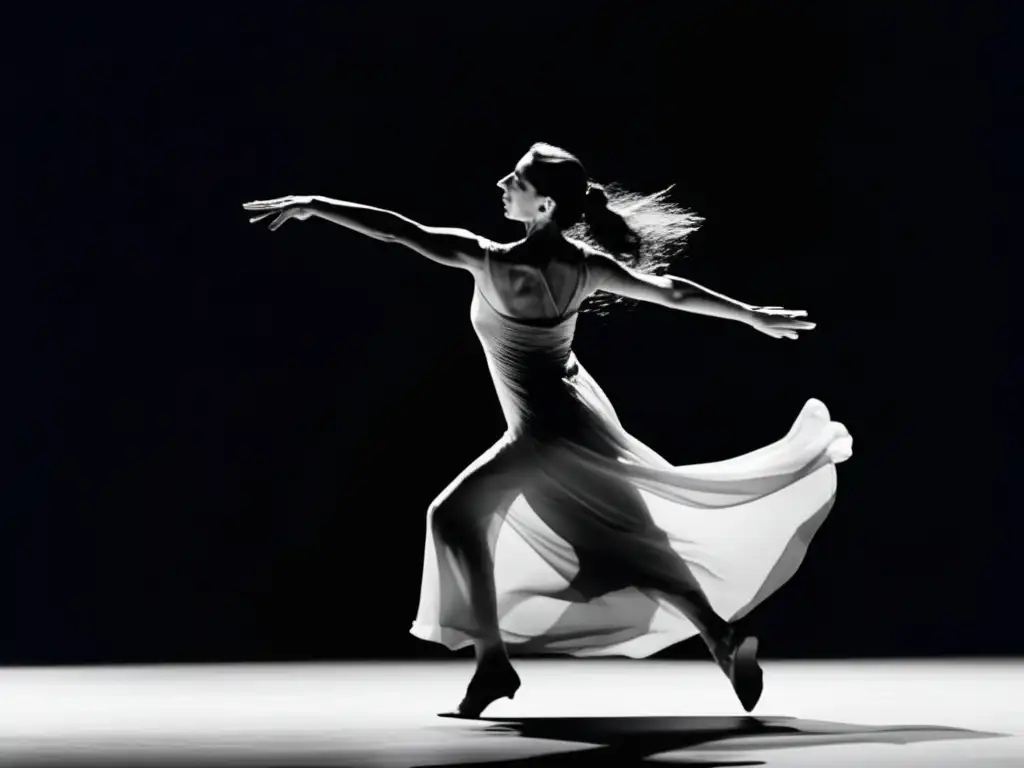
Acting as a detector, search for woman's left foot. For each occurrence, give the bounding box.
[714,632,763,713]
[438,658,521,719]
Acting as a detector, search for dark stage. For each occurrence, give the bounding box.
[2,660,1020,766]
[10,1,1016,766]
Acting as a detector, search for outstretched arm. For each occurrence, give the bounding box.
[242,195,487,271]
[587,250,814,340]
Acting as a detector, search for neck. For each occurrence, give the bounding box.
[523,217,561,240]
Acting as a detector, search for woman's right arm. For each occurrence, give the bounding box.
[243,195,488,271]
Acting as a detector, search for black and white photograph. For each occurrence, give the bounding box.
[9,1,1017,765]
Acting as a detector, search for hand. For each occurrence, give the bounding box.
[242,195,316,231]
[746,305,816,340]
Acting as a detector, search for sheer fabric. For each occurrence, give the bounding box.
[410,243,852,657]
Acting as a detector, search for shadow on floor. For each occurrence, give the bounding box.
[10,715,1009,768]
[423,714,1007,766]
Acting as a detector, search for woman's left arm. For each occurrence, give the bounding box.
[588,250,815,340]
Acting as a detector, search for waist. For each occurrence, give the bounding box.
[486,348,578,378]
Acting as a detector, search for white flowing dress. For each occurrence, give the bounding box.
[410,241,853,658]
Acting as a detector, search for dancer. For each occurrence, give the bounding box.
[243,142,852,718]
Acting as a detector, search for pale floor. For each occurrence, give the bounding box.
[1,659,1021,766]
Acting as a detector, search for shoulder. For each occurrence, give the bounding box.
[567,238,610,265]
[566,239,673,300]
[557,239,620,299]
[566,239,626,283]
[482,239,519,259]
[396,225,504,271]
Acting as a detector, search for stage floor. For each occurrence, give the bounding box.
[1,659,1020,766]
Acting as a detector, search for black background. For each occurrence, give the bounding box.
[10,1,1015,665]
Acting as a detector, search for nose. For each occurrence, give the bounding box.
[496,173,512,189]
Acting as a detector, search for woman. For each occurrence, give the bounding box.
[243,142,852,718]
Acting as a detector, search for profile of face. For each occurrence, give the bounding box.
[496,155,553,223]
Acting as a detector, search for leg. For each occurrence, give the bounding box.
[427,436,536,716]
[627,540,732,652]
[548,462,733,653]
[632,543,763,711]
[587,476,764,712]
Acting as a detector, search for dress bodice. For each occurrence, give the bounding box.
[470,242,591,434]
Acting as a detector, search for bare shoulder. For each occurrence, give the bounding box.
[567,240,629,285]
[393,223,497,271]
[483,239,521,261]
[567,239,673,302]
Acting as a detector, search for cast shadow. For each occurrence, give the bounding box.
[424,714,1007,766]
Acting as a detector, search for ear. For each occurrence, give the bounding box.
[539,196,556,213]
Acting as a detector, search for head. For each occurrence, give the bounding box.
[496,142,704,315]
[496,143,592,229]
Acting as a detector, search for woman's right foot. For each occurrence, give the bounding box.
[437,658,521,719]
[714,632,763,713]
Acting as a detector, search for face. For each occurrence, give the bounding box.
[496,156,551,222]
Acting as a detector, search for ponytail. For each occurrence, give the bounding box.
[580,183,643,261]
[569,182,704,316]
[520,142,703,316]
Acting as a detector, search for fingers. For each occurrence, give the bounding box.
[267,211,290,231]
[759,327,801,340]
[248,212,275,224]
[754,306,818,340]
[242,196,294,211]
[763,315,816,330]
[773,323,814,334]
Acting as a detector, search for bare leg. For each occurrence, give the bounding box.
[581,467,764,713]
[633,545,763,712]
[435,516,507,663]
[552,468,736,656]
[427,438,532,717]
[667,591,733,653]
[609,540,733,654]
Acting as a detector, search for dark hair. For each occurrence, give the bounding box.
[522,142,703,315]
